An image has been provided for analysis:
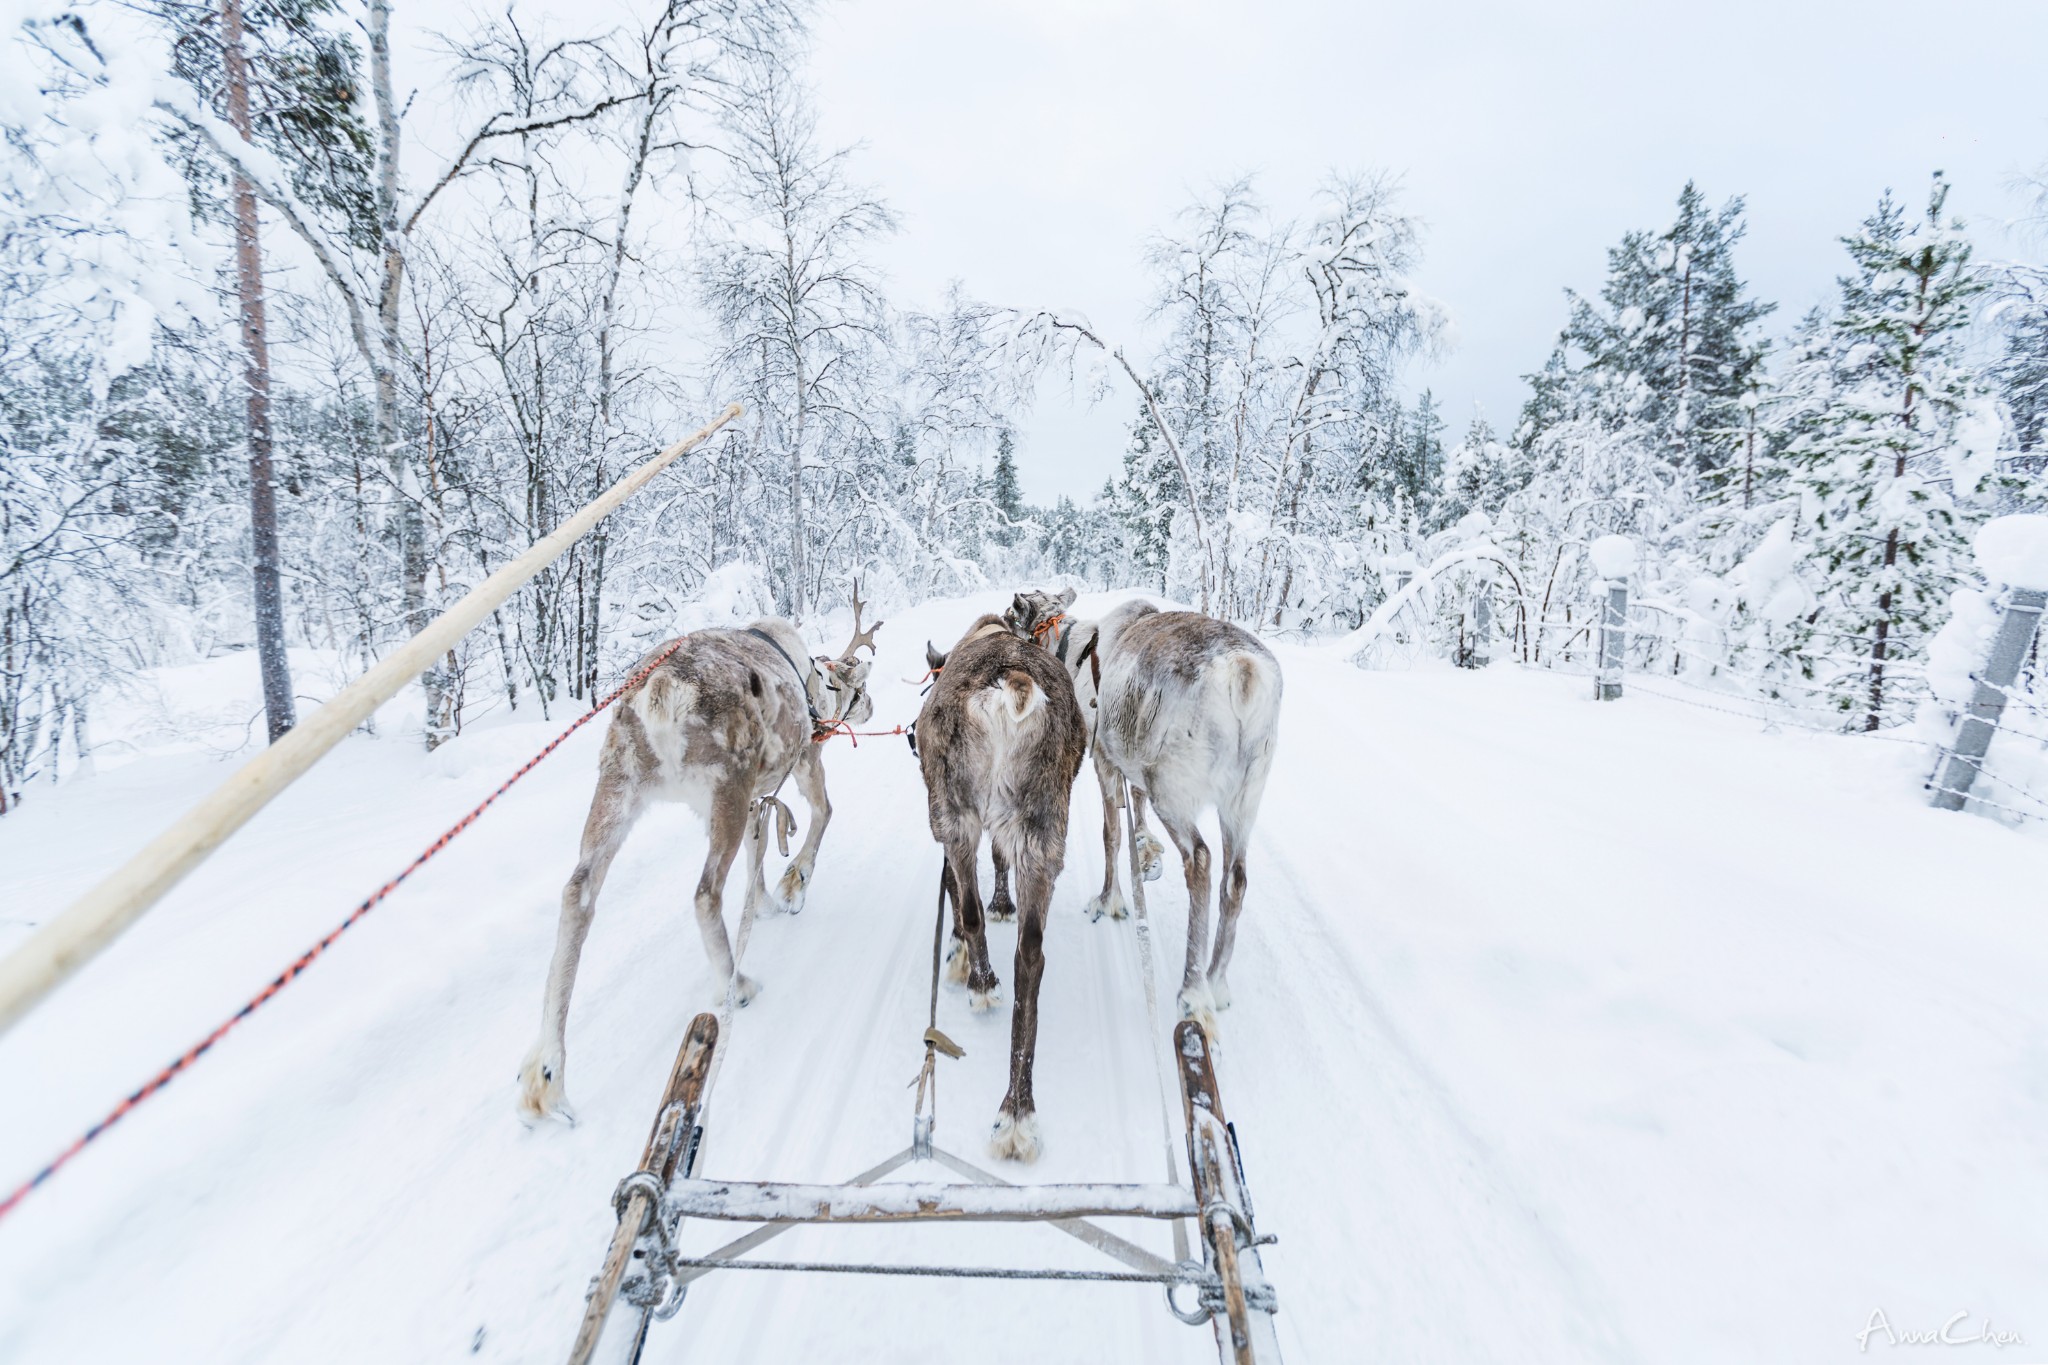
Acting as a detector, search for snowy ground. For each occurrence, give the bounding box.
[3,589,2047,1363]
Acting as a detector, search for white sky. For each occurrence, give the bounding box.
[802,0,2048,503]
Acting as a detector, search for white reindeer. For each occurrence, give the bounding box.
[517,601,879,1122]
[1010,590,1282,1021]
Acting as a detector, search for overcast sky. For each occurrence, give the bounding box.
[799,0,2048,503]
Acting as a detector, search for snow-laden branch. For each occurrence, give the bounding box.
[149,80,379,367]
[1014,309,1217,606]
[1328,543,1508,663]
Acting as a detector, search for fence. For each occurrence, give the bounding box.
[1340,529,2048,828]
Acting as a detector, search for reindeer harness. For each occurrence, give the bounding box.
[745,628,860,742]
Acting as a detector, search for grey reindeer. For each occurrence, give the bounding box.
[1009,589,1281,1024]
[916,613,1087,1160]
[517,596,881,1122]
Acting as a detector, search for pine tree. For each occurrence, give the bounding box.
[1994,280,2048,452]
[1561,182,1774,473]
[1788,175,1987,730]
[1106,399,1175,588]
[157,0,374,742]
[1514,344,1573,451]
[1435,415,1526,526]
[990,428,1023,545]
[1378,390,1444,515]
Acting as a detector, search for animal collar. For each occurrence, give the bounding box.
[746,627,848,736]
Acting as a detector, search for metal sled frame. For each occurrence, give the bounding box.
[567,1015,1281,1365]
[565,791,1283,1365]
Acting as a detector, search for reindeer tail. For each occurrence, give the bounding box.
[995,669,1046,724]
[1222,651,1279,724]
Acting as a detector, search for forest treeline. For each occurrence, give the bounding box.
[4,0,2046,808]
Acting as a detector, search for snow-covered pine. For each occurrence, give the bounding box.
[1782,176,1990,730]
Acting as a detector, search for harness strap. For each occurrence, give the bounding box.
[746,627,855,740]
[1074,628,1102,698]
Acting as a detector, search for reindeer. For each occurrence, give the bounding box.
[517,596,881,1122]
[1008,589,1281,1024]
[917,613,1087,1160]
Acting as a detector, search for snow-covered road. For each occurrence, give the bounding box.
[4,589,2046,1363]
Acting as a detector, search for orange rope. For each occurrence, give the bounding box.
[811,717,908,747]
[0,635,690,1225]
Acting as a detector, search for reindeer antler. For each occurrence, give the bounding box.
[841,578,883,657]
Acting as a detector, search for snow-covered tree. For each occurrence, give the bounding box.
[1783,176,1991,729]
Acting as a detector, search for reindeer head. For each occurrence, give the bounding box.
[818,580,881,726]
[1005,586,1078,646]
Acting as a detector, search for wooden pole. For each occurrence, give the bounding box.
[0,405,742,1037]
[570,1013,720,1365]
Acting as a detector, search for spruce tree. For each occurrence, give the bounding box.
[1787,176,1986,730]
[1436,415,1527,526]
[990,428,1023,545]
[1994,287,2048,452]
[1106,399,1175,587]
[1560,183,1773,472]
[1381,390,1444,515]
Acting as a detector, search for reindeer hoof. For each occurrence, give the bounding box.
[1138,835,1165,883]
[1207,974,1233,1012]
[516,1048,576,1125]
[944,939,971,984]
[720,973,762,1009]
[969,986,1004,1013]
[988,1111,1042,1163]
[1085,889,1127,922]
[988,899,1016,923]
[1176,984,1219,1038]
[776,866,809,914]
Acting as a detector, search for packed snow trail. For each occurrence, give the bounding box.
[2,590,2046,1363]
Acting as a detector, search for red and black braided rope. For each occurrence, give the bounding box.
[0,636,690,1224]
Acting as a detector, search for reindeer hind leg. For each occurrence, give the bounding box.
[1085,757,1127,922]
[991,855,1054,1162]
[519,775,643,1123]
[988,844,1017,922]
[694,783,760,1008]
[1154,801,1216,1029]
[1208,815,1251,1013]
[947,834,1002,1009]
[775,748,830,913]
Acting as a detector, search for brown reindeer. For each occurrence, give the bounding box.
[517,596,881,1122]
[917,614,1086,1160]
[1009,590,1281,1027]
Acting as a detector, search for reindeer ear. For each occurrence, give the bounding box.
[926,642,948,672]
[842,657,872,686]
[1008,593,1031,629]
[1058,586,1078,610]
